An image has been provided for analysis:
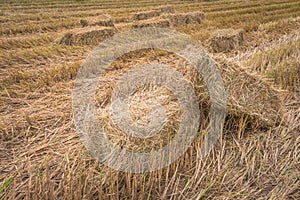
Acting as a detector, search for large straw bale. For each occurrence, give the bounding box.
[95,50,283,141]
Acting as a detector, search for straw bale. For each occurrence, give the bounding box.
[132,18,171,28]
[209,29,244,52]
[95,51,283,143]
[60,27,116,45]
[157,5,175,14]
[80,15,115,27]
[132,10,162,21]
[163,11,205,26]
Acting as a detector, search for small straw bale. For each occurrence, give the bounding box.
[157,5,175,14]
[80,15,115,27]
[163,11,205,26]
[132,18,171,28]
[60,27,116,45]
[132,10,162,21]
[209,28,244,52]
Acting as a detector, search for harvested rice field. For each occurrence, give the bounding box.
[0,0,299,199]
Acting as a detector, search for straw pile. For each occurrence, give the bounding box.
[214,56,283,128]
[132,18,171,28]
[163,11,205,26]
[60,27,116,45]
[80,15,115,27]
[209,28,244,52]
[132,10,162,21]
[95,51,283,153]
[157,5,175,14]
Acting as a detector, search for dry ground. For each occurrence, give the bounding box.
[0,0,299,199]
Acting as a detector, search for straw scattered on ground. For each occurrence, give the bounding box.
[1,0,299,199]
